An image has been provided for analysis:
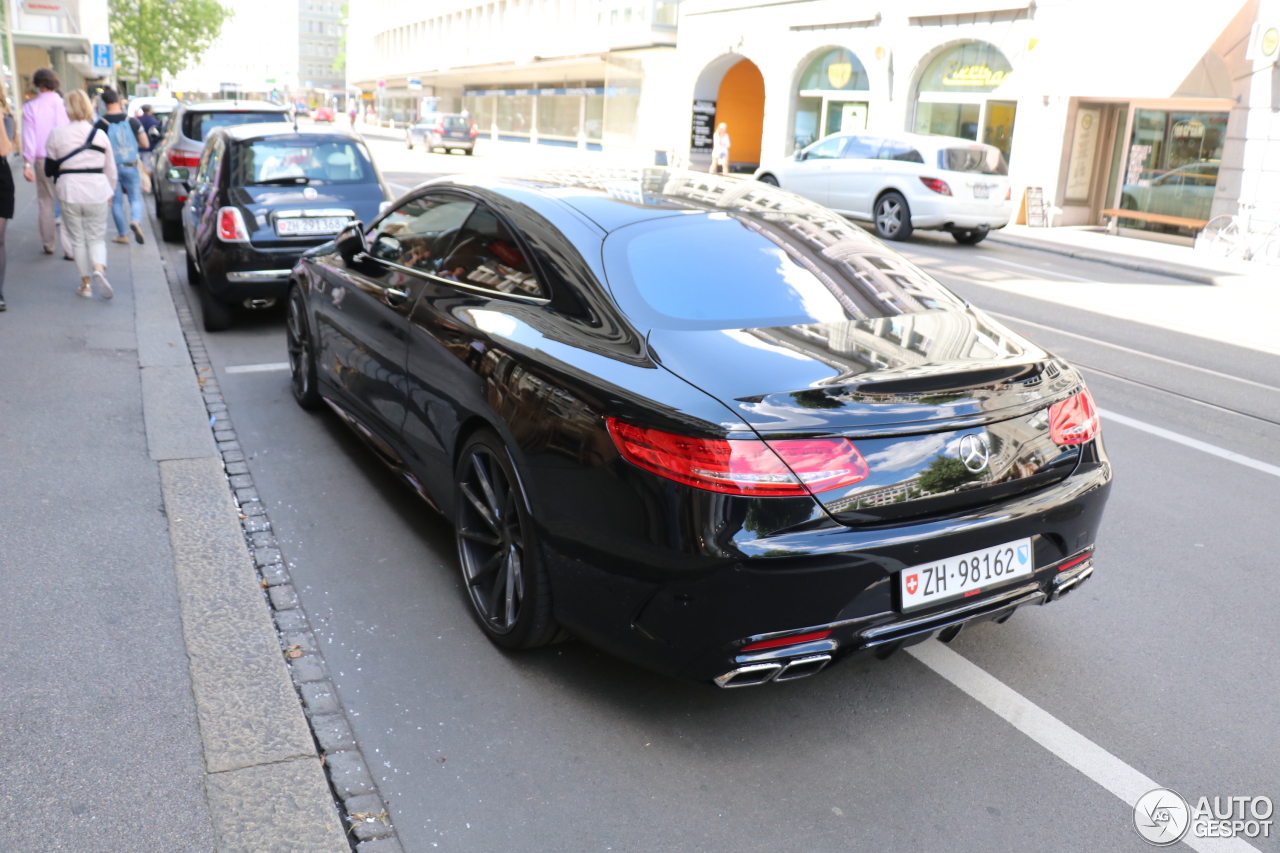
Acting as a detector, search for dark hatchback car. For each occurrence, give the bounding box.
[154,100,295,241]
[286,169,1111,687]
[178,125,388,330]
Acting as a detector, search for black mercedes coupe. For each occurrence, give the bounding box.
[286,169,1111,687]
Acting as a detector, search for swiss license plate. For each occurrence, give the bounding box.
[899,538,1033,612]
[446,131,465,138]
[276,216,347,236]
[973,184,990,199]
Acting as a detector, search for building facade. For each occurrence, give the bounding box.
[298,0,345,101]
[7,0,113,96]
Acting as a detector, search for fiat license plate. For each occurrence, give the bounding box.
[973,184,989,199]
[899,538,1033,612]
[276,216,348,236]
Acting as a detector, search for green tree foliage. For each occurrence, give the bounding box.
[109,0,233,84]
[916,455,980,495]
[332,2,348,75]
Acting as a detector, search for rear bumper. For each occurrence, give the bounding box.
[910,198,1013,231]
[202,245,303,302]
[538,440,1112,684]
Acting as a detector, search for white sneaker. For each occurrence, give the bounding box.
[92,270,113,300]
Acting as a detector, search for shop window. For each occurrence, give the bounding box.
[496,95,533,135]
[585,95,604,141]
[917,41,1011,94]
[797,48,869,93]
[793,48,869,153]
[537,94,581,140]
[654,0,677,25]
[1118,109,1227,235]
[914,102,980,140]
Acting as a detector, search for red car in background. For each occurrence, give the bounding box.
[314,106,336,122]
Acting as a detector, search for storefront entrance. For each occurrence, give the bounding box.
[913,42,1017,162]
[1116,107,1229,239]
[793,48,870,152]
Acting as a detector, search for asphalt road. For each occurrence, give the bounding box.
[157,138,1280,852]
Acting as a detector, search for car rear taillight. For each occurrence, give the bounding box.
[920,177,952,196]
[1005,187,1012,201]
[606,419,869,496]
[1048,389,1100,445]
[468,120,478,138]
[741,630,832,652]
[167,149,201,168]
[217,207,250,242]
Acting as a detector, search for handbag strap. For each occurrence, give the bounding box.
[51,125,106,181]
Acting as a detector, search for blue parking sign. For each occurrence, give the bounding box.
[92,44,113,70]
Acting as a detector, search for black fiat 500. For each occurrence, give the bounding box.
[176,124,389,330]
[286,169,1112,687]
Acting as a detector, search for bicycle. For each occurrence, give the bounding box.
[1197,202,1280,264]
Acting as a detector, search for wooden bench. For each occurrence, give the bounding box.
[1100,208,1209,231]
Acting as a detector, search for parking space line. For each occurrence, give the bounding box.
[1099,408,1280,479]
[908,641,1260,853]
[224,363,291,374]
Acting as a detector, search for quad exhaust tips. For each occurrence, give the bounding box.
[714,655,832,688]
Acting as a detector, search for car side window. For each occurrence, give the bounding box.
[368,195,477,273]
[878,140,925,163]
[841,136,883,160]
[805,136,846,160]
[196,139,222,185]
[436,205,543,298]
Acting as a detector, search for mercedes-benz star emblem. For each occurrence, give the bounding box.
[958,433,990,472]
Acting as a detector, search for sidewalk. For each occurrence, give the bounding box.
[0,177,347,851]
[989,224,1273,290]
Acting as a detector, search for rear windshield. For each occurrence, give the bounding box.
[602,213,962,331]
[230,138,375,185]
[183,111,289,142]
[442,116,471,130]
[939,147,1008,176]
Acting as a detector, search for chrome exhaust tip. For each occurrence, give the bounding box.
[1051,563,1094,601]
[714,663,783,688]
[243,297,278,310]
[773,654,831,682]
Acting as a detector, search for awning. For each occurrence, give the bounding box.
[1018,0,1246,100]
[12,30,91,52]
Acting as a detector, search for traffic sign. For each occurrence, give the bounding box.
[92,44,113,70]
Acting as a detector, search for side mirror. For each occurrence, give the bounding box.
[336,221,367,265]
[794,150,807,161]
[167,166,191,192]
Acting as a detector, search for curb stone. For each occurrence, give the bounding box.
[157,245,402,852]
[986,230,1232,286]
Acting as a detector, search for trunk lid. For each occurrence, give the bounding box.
[648,309,1084,522]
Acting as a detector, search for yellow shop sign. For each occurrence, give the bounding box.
[941,63,1009,88]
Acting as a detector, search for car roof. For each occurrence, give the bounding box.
[427,168,890,244]
[822,130,998,152]
[182,100,292,114]
[211,123,363,143]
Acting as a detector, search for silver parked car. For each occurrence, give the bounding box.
[153,101,294,241]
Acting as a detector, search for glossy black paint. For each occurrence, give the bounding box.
[291,168,1112,683]
[183,125,389,307]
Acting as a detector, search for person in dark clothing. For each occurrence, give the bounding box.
[137,104,161,187]
[0,77,14,311]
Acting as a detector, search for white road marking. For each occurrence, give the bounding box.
[983,310,1280,395]
[909,641,1259,853]
[224,362,291,374]
[1099,408,1280,479]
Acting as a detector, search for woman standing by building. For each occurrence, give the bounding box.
[44,90,117,299]
[710,123,731,175]
[0,79,15,311]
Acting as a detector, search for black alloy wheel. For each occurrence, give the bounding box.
[454,433,560,649]
[161,214,183,243]
[757,174,779,187]
[874,191,913,241]
[185,249,201,285]
[952,228,989,245]
[286,286,321,409]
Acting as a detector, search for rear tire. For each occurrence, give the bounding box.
[757,173,779,187]
[454,432,561,650]
[185,250,201,286]
[199,284,234,332]
[286,285,321,410]
[161,215,183,243]
[465,147,475,156]
[952,229,989,245]
[874,191,913,241]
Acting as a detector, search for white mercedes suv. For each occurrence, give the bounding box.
[754,131,1012,244]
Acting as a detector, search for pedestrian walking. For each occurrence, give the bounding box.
[0,79,15,311]
[137,104,162,192]
[21,68,71,257]
[99,88,147,245]
[45,90,117,299]
[710,123,731,175]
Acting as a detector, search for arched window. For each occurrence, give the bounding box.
[913,41,1016,161]
[794,48,870,152]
